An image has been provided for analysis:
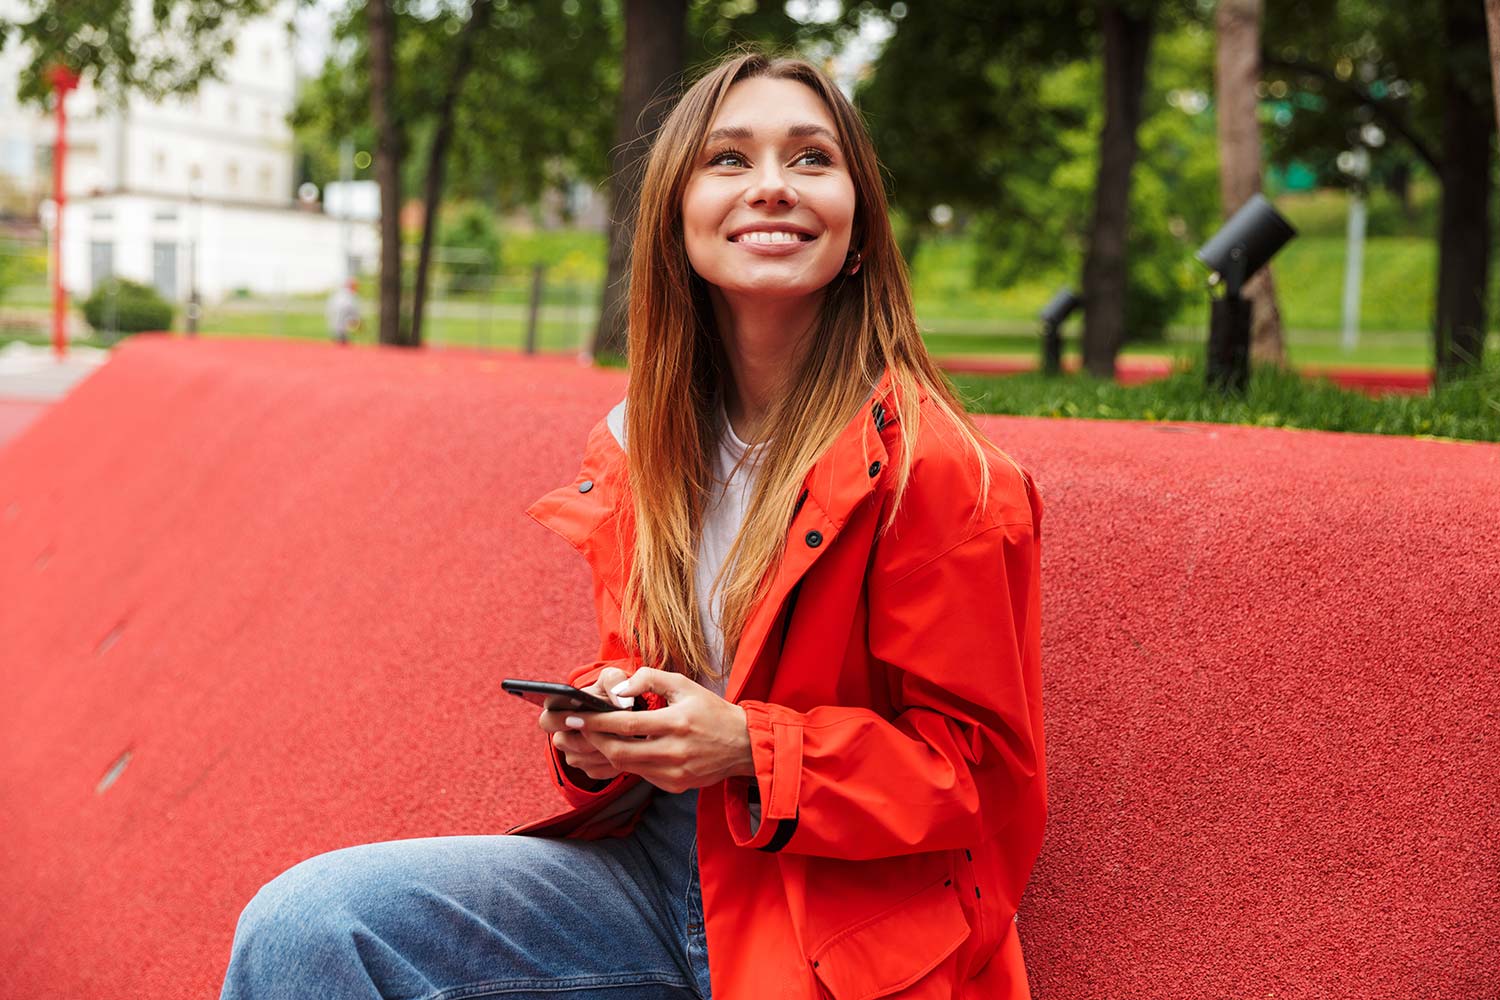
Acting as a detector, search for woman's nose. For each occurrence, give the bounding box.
[744,164,798,209]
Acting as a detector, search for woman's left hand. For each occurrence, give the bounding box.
[563,667,755,793]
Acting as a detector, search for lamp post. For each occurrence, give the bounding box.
[1195,193,1296,394]
[47,64,79,360]
[1039,287,1082,376]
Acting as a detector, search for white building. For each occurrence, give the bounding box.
[0,0,377,305]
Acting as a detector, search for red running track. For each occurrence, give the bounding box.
[1,336,1495,999]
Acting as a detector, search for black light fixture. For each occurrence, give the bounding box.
[1039,286,1082,377]
[1195,193,1296,393]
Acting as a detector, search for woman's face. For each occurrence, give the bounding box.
[681,76,857,302]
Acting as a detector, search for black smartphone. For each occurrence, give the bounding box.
[502,679,629,713]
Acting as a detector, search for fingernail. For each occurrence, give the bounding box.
[611,682,631,696]
[565,716,585,729]
[613,694,636,709]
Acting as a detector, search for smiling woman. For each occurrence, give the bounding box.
[220,50,1046,1000]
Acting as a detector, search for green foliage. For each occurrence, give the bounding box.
[951,354,1500,443]
[860,6,1220,344]
[288,1,838,212]
[963,21,1221,342]
[439,204,501,294]
[82,278,174,335]
[0,0,276,107]
[1262,0,1453,184]
[290,1,616,209]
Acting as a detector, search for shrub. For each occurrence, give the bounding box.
[83,279,175,336]
[440,204,502,295]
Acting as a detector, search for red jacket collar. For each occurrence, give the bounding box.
[525,366,912,691]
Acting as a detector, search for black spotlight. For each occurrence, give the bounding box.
[1195,193,1296,393]
[1039,286,1082,377]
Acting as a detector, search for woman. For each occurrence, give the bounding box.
[221,51,1045,1000]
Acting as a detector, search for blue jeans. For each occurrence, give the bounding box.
[221,788,712,1000]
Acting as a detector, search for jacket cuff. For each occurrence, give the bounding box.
[547,734,625,801]
[724,700,803,851]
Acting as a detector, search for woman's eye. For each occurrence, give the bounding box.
[708,149,748,168]
[794,148,833,167]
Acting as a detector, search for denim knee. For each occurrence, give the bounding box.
[224,847,385,992]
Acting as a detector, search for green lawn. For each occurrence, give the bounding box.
[952,354,1500,444]
[3,185,1490,371]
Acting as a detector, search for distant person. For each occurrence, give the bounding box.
[222,50,1046,1000]
[325,278,360,345]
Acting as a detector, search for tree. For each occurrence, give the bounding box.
[408,0,492,346]
[590,0,687,362]
[366,0,405,346]
[859,1,1214,377]
[1488,0,1500,138]
[293,0,615,347]
[1081,1,1156,378]
[588,0,820,362]
[1214,0,1285,366]
[1263,0,1494,383]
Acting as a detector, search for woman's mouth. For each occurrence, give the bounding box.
[728,231,817,245]
[728,230,818,255]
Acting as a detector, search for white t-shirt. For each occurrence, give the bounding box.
[606,399,765,691]
[696,406,765,693]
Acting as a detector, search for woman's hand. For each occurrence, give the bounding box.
[537,666,634,784]
[561,667,755,793]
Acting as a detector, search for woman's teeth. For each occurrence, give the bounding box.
[734,231,812,244]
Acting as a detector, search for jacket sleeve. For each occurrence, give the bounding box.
[722,513,1045,860]
[544,657,631,804]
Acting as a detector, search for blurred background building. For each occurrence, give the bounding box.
[0,0,377,305]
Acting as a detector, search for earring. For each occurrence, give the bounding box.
[845,251,863,276]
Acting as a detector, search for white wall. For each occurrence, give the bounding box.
[62,193,379,303]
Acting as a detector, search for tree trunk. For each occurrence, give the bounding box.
[1486,0,1500,138]
[367,0,406,346]
[410,0,493,348]
[1434,0,1492,384]
[589,0,687,362]
[1214,0,1285,366]
[1081,3,1154,379]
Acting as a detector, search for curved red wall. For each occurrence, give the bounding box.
[1,336,1495,998]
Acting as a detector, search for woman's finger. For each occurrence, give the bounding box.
[609,666,692,703]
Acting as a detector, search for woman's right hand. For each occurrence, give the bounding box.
[537,666,633,783]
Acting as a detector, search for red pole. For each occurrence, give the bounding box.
[48,66,79,361]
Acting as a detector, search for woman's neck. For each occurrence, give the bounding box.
[709,288,822,444]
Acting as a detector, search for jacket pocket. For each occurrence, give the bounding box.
[809,876,971,1000]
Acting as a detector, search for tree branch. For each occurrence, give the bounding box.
[1262,53,1441,173]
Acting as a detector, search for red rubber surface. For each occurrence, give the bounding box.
[1,336,1495,999]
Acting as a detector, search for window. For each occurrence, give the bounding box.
[90,241,114,286]
[153,149,166,175]
[258,164,273,196]
[152,242,178,301]
[227,162,240,189]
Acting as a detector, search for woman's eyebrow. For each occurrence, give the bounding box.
[704,123,841,146]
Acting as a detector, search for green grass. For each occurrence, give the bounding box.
[951,353,1500,443]
[3,183,1486,372]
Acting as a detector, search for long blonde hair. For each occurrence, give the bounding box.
[621,50,1011,684]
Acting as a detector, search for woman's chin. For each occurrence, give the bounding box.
[708,270,841,301]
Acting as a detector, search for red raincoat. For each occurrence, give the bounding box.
[510,368,1046,999]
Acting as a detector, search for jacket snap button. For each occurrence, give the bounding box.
[868,461,881,478]
[805,530,823,548]
[578,480,594,493]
